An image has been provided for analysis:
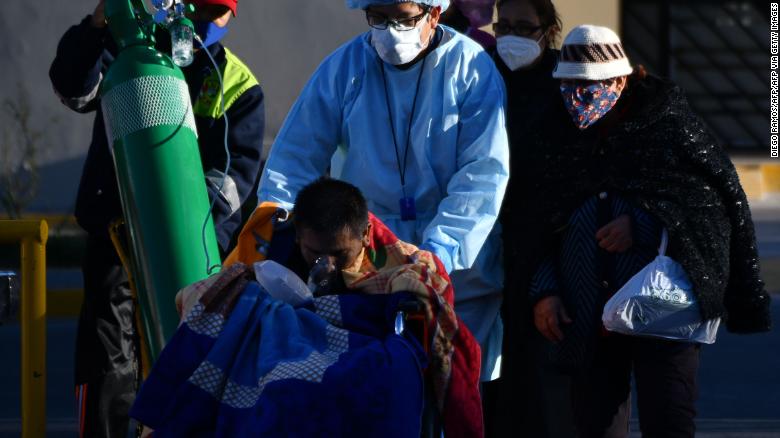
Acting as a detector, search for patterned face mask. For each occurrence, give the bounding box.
[560,80,621,130]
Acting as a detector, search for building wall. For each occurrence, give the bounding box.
[553,0,621,40]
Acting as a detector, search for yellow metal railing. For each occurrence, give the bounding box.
[0,220,48,438]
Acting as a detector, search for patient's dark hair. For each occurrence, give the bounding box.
[293,178,369,238]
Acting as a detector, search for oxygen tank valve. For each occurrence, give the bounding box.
[151,0,174,24]
[152,0,195,67]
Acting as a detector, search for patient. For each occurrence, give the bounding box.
[177,177,373,315]
[145,178,484,438]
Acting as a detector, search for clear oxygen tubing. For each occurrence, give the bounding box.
[194,34,231,275]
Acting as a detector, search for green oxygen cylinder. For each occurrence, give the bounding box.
[101,0,221,360]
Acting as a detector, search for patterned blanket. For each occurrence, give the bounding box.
[227,203,483,436]
[131,204,483,437]
[131,263,426,437]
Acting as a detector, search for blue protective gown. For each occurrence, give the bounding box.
[258,26,509,380]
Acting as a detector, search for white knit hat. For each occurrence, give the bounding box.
[553,24,633,80]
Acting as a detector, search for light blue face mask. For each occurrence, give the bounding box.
[194,20,228,48]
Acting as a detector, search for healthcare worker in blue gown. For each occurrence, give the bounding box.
[258,0,509,381]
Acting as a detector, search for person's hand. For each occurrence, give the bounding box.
[409,250,435,270]
[90,0,107,29]
[175,291,183,317]
[596,214,633,253]
[533,295,572,343]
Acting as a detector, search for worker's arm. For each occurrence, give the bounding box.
[49,1,108,113]
[419,52,510,273]
[202,85,266,250]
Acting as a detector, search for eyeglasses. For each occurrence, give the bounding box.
[492,21,543,37]
[366,8,430,31]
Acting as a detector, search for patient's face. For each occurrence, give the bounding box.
[297,225,369,271]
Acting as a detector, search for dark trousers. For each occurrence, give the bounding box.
[75,235,139,438]
[571,334,700,438]
[483,252,553,438]
[482,344,551,438]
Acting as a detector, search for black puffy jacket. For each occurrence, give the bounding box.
[517,70,771,333]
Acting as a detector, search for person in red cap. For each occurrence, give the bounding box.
[49,0,264,436]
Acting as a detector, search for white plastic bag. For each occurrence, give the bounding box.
[253,260,313,307]
[602,229,720,344]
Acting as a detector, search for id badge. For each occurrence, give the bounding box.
[399,196,417,221]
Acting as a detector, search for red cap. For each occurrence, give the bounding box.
[189,0,238,16]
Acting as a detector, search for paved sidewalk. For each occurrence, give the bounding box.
[630,419,780,437]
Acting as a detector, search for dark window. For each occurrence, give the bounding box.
[622,0,769,154]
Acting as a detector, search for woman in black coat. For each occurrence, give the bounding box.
[489,0,564,436]
[493,0,563,313]
[526,24,771,438]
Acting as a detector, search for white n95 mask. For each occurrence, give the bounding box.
[371,16,429,65]
[496,35,543,71]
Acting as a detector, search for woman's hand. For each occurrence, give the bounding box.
[596,214,633,253]
[533,296,572,343]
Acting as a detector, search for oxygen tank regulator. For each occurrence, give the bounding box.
[147,0,195,67]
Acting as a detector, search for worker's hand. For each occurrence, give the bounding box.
[596,214,633,253]
[533,295,572,343]
[90,0,106,29]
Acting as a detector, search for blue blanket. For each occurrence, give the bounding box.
[130,282,426,437]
